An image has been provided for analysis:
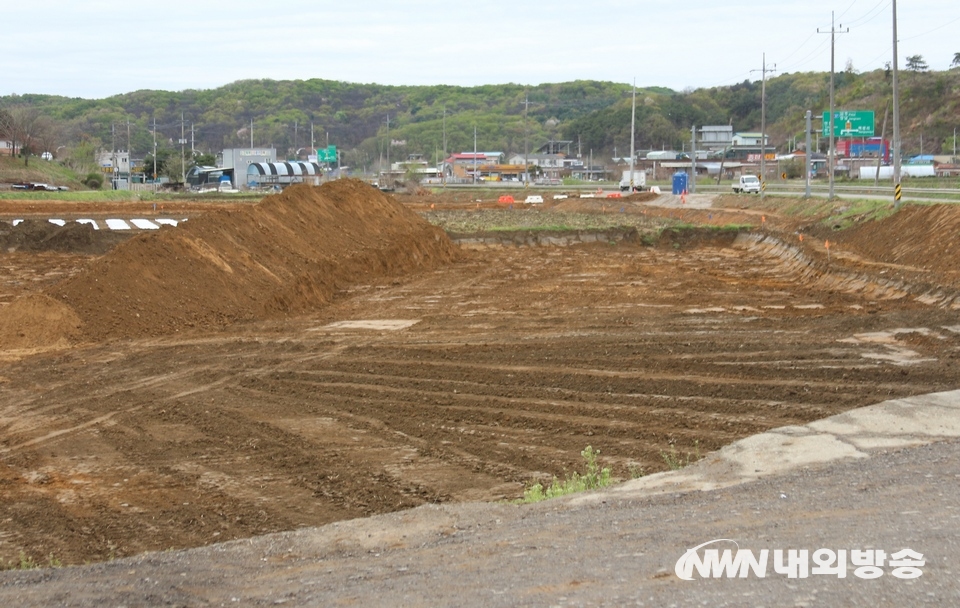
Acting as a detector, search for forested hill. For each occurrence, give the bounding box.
[2,68,958,167]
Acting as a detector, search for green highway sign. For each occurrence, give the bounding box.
[822,110,875,138]
[316,145,337,162]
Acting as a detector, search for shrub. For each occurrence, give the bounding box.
[84,172,104,190]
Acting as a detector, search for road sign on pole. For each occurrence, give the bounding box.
[316,146,337,163]
[822,110,875,137]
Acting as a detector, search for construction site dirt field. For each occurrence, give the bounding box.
[2,182,960,567]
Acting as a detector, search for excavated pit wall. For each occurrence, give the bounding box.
[734,233,960,308]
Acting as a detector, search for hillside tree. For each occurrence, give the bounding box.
[906,55,929,72]
[0,105,47,165]
[953,52,960,68]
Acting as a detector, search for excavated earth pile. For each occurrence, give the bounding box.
[1,180,457,347]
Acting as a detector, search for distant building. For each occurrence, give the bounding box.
[700,126,734,151]
[0,140,13,156]
[441,152,504,182]
[536,140,574,155]
[836,138,890,162]
[220,148,277,189]
[97,150,132,190]
[246,161,323,188]
[722,132,774,162]
[381,154,441,185]
[732,132,768,147]
[507,153,566,180]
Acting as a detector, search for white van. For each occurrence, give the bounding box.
[733,175,761,194]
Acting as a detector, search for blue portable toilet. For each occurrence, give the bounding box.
[672,171,688,195]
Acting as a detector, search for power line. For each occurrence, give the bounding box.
[843,0,889,27]
[836,0,859,21]
[900,15,960,41]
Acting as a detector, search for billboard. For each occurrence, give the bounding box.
[822,111,875,138]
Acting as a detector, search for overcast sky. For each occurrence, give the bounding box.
[5,1,958,99]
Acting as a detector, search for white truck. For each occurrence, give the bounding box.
[732,175,761,194]
[619,170,646,192]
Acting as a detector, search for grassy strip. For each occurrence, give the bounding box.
[518,446,612,504]
[0,551,62,571]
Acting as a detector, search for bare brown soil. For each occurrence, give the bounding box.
[2,186,960,567]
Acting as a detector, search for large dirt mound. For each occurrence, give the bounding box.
[838,204,960,281]
[26,180,457,344]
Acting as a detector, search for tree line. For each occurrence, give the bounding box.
[2,60,959,182]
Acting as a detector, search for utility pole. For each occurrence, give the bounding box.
[690,125,696,194]
[629,80,636,191]
[311,122,315,151]
[442,106,447,188]
[180,112,186,186]
[190,122,195,156]
[524,94,529,187]
[752,54,776,201]
[819,12,848,200]
[892,0,902,205]
[473,125,478,185]
[385,115,390,185]
[111,123,116,190]
[250,119,253,148]
[875,106,889,186]
[805,110,812,197]
[152,117,157,187]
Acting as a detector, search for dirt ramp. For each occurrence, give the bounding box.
[44,180,457,343]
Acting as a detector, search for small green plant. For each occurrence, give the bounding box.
[17,552,38,570]
[519,446,612,503]
[1,551,61,571]
[661,440,701,470]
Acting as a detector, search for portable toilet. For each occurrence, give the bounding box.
[672,171,688,195]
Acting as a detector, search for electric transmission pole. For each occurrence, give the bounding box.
[892,0,902,206]
[752,54,776,201]
[629,80,636,191]
[819,12,848,200]
[442,106,447,188]
[524,94,529,187]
